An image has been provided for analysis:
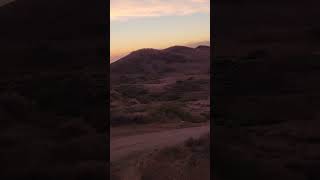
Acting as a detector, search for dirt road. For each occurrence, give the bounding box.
[110,125,210,162]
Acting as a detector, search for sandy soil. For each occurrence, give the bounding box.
[110,124,209,162]
[111,122,208,138]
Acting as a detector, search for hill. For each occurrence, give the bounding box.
[111,45,210,83]
[110,45,210,126]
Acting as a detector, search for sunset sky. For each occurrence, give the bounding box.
[110,0,210,62]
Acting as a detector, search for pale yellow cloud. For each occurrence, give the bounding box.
[111,0,209,21]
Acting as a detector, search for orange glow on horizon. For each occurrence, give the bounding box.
[110,0,210,62]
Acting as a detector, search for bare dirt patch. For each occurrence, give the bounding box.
[111,134,210,180]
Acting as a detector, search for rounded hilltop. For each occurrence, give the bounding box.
[163,45,193,52]
[129,48,162,56]
[196,45,210,49]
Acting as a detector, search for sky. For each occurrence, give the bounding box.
[110,0,210,62]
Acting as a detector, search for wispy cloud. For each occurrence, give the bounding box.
[185,40,210,47]
[111,0,209,21]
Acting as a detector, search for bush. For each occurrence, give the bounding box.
[185,134,210,154]
[157,146,187,161]
[110,113,148,126]
[116,85,147,98]
[149,104,195,122]
[115,85,153,103]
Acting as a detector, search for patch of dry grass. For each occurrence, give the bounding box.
[125,134,210,180]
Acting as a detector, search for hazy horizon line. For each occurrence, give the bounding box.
[110,40,210,63]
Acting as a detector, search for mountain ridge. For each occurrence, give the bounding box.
[110,45,210,81]
[111,45,210,64]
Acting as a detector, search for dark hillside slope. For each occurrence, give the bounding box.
[110,45,210,126]
[110,46,210,83]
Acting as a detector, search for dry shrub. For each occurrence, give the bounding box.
[110,112,148,126]
[139,135,210,180]
[148,103,196,123]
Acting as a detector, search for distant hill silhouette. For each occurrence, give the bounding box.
[111,45,210,82]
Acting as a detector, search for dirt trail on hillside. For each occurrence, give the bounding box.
[110,125,210,162]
